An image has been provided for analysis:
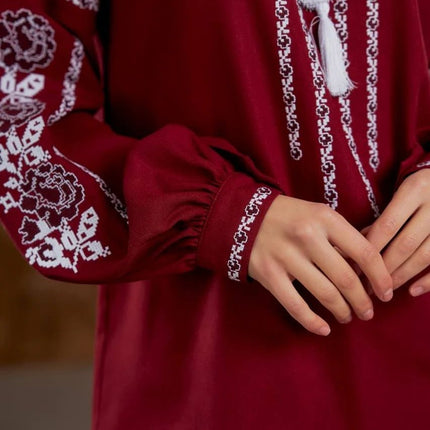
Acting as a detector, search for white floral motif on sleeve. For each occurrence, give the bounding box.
[0,8,112,273]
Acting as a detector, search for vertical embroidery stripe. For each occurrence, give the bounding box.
[366,0,380,171]
[333,0,380,218]
[227,186,272,282]
[47,39,84,126]
[275,0,302,160]
[297,5,339,209]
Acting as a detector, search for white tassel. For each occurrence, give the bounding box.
[299,0,355,97]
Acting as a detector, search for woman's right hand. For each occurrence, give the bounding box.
[248,195,394,336]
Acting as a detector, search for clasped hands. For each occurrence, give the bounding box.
[357,168,430,299]
[248,168,430,336]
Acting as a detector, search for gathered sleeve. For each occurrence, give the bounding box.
[0,1,285,284]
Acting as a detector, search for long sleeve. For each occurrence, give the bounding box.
[393,1,430,191]
[393,70,430,191]
[0,2,284,284]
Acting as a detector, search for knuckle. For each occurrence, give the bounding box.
[359,244,379,265]
[378,216,398,236]
[319,287,340,305]
[337,270,360,291]
[398,233,418,254]
[419,246,430,264]
[291,222,316,241]
[286,297,305,317]
[318,203,337,223]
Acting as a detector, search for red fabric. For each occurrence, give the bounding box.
[1,1,430,429]
[419,0,430,61]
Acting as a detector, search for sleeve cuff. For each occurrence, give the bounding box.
[196,171,283,283]
[393,145,430,191]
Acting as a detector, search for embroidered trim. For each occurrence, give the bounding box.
[48,39,84,126]
[366,0,380,172]
[227,186,272,282]
[417,161,430,168]
[275,0,302,160]
[0,9,111,272]
[298,5,338,209]
[65,0,99,11]
[53,146,128,221]
[333,0,380,218]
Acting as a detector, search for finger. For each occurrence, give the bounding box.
[364,185,420,253]
[381,206,430,275]
[391,234,430,290]
[341,224,372,278]
[267,263,332,336]
[360,225,372,236]
[282,250,354,323]
[325,211,393,302]
[409,271,430,297]
[303,236,374,321]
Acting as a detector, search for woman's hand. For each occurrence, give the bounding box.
[248,195,393,336]
[359,168,430,298]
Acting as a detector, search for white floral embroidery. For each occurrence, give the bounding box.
[227,186,272,282]
[0,116,111,272]
[417,161,430,168]
[366,0,380,172]
[53,146,128,221]
[65,0,99,11]
[0,9,56,73]
[275,0,302,160]
[48,39,84,126]
[297,5,338,209]
[333,0,380,218]
[0,9,111,272]
[334,0,380,218]
[0,71,46,135]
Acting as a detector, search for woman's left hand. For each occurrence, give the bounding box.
[360,168,430,297]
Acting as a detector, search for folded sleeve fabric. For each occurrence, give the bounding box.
[393,1,430,192]
[419,0,430,62]
[0,2,284,284]
[393,62,430,191]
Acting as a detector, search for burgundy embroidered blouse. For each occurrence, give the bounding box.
[1,1,430,429]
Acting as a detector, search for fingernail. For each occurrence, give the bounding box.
[362,308,374,320]
[319,325,331,336]
[382,289,393,302]
[410,286,424,297]
[340,315,353,324]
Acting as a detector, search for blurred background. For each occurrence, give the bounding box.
[0,226,96,430]
[0,2,429,430]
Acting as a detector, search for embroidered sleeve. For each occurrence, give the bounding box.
[0,2,284,284]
